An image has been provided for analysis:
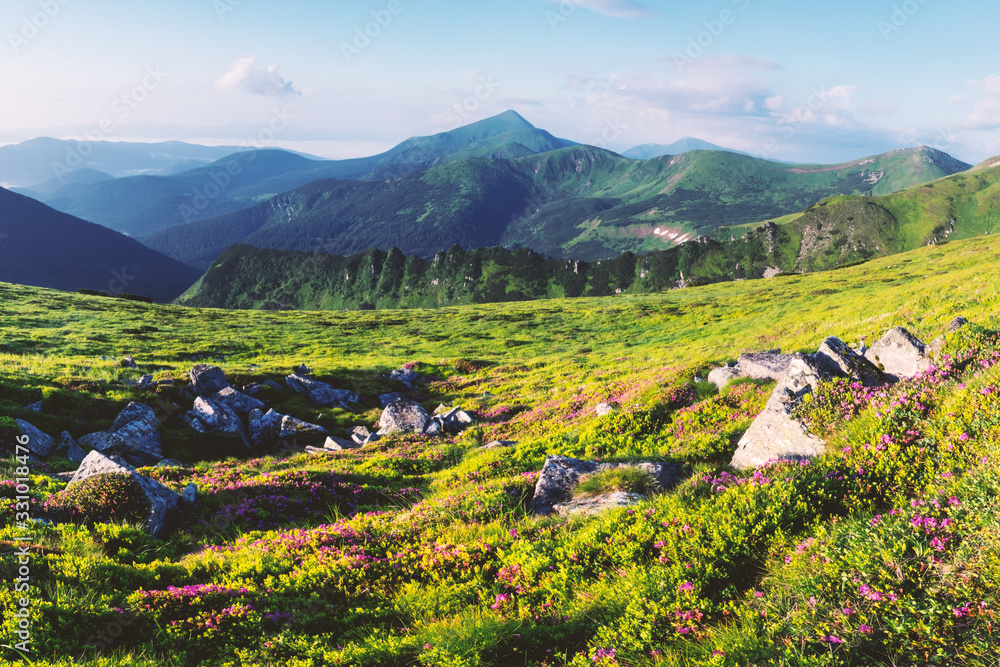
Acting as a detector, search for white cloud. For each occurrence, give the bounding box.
[546,0,658,19]
[964,75,1000,130]
[215,57,301,98]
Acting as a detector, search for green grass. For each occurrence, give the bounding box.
[574,467,658,498]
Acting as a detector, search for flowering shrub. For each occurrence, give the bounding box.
[42,473,150,527]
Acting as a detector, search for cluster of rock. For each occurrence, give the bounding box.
[530,455,687,517]
[725,319,967,469]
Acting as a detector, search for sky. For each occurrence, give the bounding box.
[2,0,999,163]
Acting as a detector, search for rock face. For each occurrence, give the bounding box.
[530,456,687,515]
[708,366,740,389]
[79,403,163,466]
[69,451,180,537]
[552,491,646,518]
[730,355,832,470]
[865,328,932,382]
[379,400,430,435]
[15,420,56,457]
[814,337,886,387]
[189,365,230,397]
[737,352,794,381]
[286,374,359,408]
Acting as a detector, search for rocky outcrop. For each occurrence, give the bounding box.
[530,456,686,515]
[737,352,794,381]
[730,354,832,470]
[69,451,179,537]
[189,365,229,396]
[814,337,887,387]
[78,402,164,466]
[207,386,265,418]
[187,397,248,447]
[708,366,740,389]
[864,328,932,382]
[286,374,359,408]
[15,420,56,457]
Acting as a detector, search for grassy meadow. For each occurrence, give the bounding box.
[3,234,1000,665]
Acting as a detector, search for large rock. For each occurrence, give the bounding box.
[553,491,646,518]
[737,352,794,381]
[249,408,284,448]
[730,355,831,470]
[286,374,359,408]
[948,316,970,333]
[79,403,163,466]
[68,451,180,537]
[379,399,430,435]
[58,431,87,464]
[14,420,56,457]
[708,366,740,389]
[278,415,330,447]
[814,337,887,387]
[390,367,419,389]
[208,386,265,417]
[189,365,230,397]
[529,456,686,515]
[864,328,933,382]
[187,397,249,448]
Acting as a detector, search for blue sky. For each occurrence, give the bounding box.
[2,0,999,163]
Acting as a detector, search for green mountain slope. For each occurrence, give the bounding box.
[0,187,201,301]
[147,145,971,269]
[621,137,753,159]
[24,111,577,237]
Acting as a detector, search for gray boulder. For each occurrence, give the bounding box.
[278,415,330,447]
[348,426,372,445]
[553,491,646,518]
[864,328,932,382]
[79,403,163,466]
[25,401,43,412]
[730,355,831,469]
[390,367,419,388]
[208,386,265,417]
[948,316,970,333]
[737,352,794,381]
[189,365,230,396]
[121,356,138,369]
[595,403,616,417]
[814,336,887,387]
[286,374,359,408]
[68,451,180,537]
[324,436,360,451]
[479,440,518,451]
[15,420,56,457]
[379,399,430,435]
[249,408,284,448]
[529,456,686,515]
[187,397,249,448]
[708,366,740,389]
[181,483,198,505]
[57,431,87,464]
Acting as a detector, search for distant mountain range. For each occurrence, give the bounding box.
[177,158,1000,310]
[144,141,971,269]
[0,138,253,189]
[16,111,577,237]
[621,138,753,160]
[0,187,200,301]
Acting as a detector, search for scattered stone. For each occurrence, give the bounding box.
[286,374,359,408]
[68,451,180,537]
[139,375,156,389]
[708,366,740,389]
[77,403,163,466]
[529,455,687,515]
[864,328,933,382]
[324,436,359,451]
[424,419,443,436]
[25,401,43,412]
[553,491,646,518]
[730,355,831,470]
[814,336,886,387]
[121,356,138,369]
[278,415,330,447]
[949,316,970,333]
[190,397,246,441]
[348,426,372,445]
[296,363,313,376]
[737,352,794,381]
[17,419,56,457]
[58,431,87,464]
[189,365,230,397]
[181,483,198,505]
[595,403,615,417]
[380,393,407,407]
[379,399,430,435]
[305,446,337,456]
[249,408,284,448]
[389,367,419,389]
[208,386,265,418]
[479,440,518,451]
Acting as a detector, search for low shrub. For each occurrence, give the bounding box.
[42,473,150,527]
